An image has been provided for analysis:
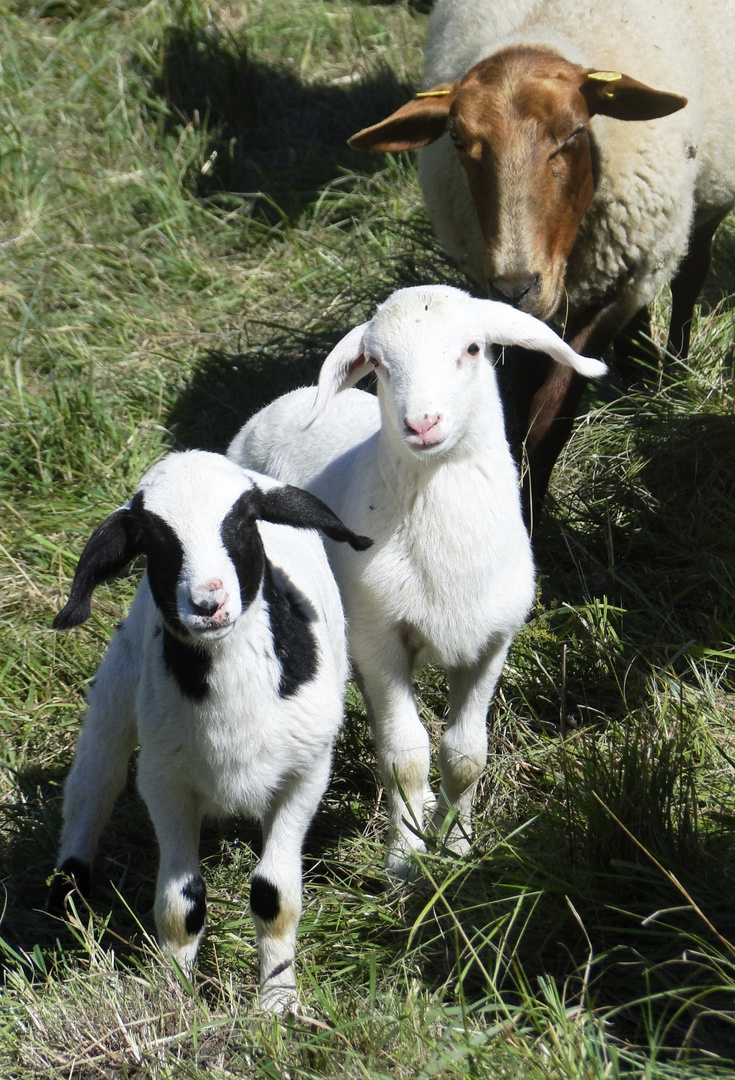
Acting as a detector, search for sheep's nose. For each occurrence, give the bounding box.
[190,579,225,616]
[405,414,441,440]
[489,273,540,305]
[190,595,221,617]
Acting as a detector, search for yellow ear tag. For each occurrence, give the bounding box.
[415,89,452,98]
[587,70,623,82]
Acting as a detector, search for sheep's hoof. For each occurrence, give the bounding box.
[162,940,200,979]
[430,810,473,856]
[442,828,472,856]
[385,849,412,881]
[259,982,299,1015]
[47,857,91,915]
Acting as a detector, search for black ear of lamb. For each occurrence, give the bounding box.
[53,505,144,630]
[254,485,373,551]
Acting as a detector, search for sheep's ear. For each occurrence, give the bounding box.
[254,486,372,551]
[478,301,608,379]
[312,322,372,416]
[579,70,686,121]
[348,85,455,152]
[53,506,144,630]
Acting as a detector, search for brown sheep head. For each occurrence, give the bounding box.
[349,47,686,323]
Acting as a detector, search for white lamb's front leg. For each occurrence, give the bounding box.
[355,633,432,878]
[431,635,513,854]
[137,760,205,971]
[251,761,331,1014]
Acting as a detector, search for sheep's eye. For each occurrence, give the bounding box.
[467,343,481,356]
[367,355,380,368]
[555,127,587,155]
[448,120,466,153]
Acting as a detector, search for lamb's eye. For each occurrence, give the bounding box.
[467,343,481,356]
[367,355,380,368]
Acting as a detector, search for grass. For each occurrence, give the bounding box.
[1,0,734,1075]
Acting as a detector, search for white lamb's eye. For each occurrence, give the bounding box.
[367,355,380,368]
[467,343,481,356]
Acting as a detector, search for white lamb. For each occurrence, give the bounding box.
[49,450,371,1012]
[228,286,605,875]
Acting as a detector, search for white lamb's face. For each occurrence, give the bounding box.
[137,453,260,643]
[364,295,488,460]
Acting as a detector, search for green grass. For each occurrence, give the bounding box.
[1,0,734,1075]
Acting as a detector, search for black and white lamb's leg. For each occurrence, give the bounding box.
[137,762,205,971]
[49,641,138,912]
[356,630,433,877]
[251,762,331,1013]
[431,635,513,854]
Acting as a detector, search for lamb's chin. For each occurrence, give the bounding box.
[178,621,237,644]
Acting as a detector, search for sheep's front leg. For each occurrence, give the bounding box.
[137,762,205,971]
[252,760,331,1013]
[50,644,138,911]
[431,635,513,854]
[356,634,432,878]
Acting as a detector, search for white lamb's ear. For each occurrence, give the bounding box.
[312,321,372,417]
[479,301,607,379]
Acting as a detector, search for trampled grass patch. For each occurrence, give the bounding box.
[1,1,734,1076]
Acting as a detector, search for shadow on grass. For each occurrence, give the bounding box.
[401,748,735,1062]
[153,23,416,225]
[165,225,471,451]
[523,405,735,725]
[165,333,333,455]
[416,848,735,1063]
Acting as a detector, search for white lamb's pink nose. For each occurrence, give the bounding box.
[405,414,441,440]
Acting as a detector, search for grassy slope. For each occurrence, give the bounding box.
[1,1,734,1076]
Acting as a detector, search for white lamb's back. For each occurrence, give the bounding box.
[229,387,380,498]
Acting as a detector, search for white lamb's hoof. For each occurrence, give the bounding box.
[437,814,473,856]
[385,848,412,881]
[259,982,299,1015]
[443,828,472,856]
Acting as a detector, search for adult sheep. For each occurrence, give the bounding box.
[348,0,735,518]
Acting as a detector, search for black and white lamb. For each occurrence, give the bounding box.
[49,450,371,1012]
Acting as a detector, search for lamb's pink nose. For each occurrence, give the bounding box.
[404,414,441,440]
[190,579,226,617]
